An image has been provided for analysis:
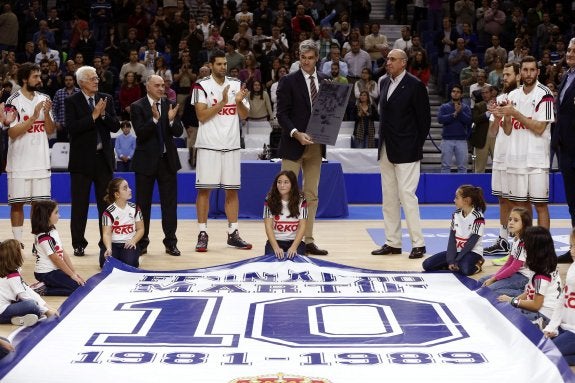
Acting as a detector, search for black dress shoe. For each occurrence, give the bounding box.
[74,247,85,257]
[557,250,574,264]
[371,244,402,255]
[165,246,181,256]
[305,243,328,256]
[409,246,427,259]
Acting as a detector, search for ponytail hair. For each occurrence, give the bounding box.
[458,184,486,212]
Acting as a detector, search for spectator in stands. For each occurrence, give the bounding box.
[470,84,498,173]
[154,56,172,85]
[140,38,162,82]
[35,38,60,68]
[393,26,412,53]
[351,0,371,28]
[120,28,142,61]
[483,0,506,38]
[104,27,123,71]
[198,14,213,43]
[93,56,114,96]
[237,36,253,57]
[371,48,430,259]
[270,65,288,118]
[76,29,96,68]
[173,50,194,105]
[334,21,351,48]
[17,41,36,64]
[32,19,55,48]
[239,53,261,91]
[64,60,76,77]
[247,80,272,121]
[484,35,507,73]
[207,25,225,50]
[185,19,204,63]
[435,17,458,97]
[448,38,472,91]
[168,12,188,50]
[364,23,388,62]
[354,68,378,104]
[235,1,254,26]
[190,0,212,23]
[469,69,488,109]
[120,50,147,86]
[438,84,472,173]
[127,4,149,42]
[115,121,135,172]
[291,4,315,42]
[508,37,526,64]
[536,12,558,57]
[408,50,431,87]
[455,0,475,33]
[353,90,377,148]
[0,4,18,53]
[460,54,481,105]
[488,56,504,89]
[119,71,142,120]
[224,40,244,75]
[459,22,478,53]
[344,39,371,80]
[90,0,113,50]
[321,46,348,78]
[65,65,120,257]
[272,0,291,27]
[330,62,348,84]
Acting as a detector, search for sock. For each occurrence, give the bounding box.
[228,222,238,234]
[499,225,508,239]
[12,226,23,242]
[198,223,207,233]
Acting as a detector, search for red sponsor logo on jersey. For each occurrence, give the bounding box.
[112,224,135,234]
[455,236,467,250]
[510,116,528,130]
[219,104,237,115]
[26,120,45,133]
[273,219,299,233]
[564,288,575,309]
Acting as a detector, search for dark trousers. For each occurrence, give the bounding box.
[422,250,483,276]
[70,153,112,249]
[135,156,178,249]
[559,151,575,227]
[116,160,132,172]
[100,242,140,268]
[35,269,80,296]
[264,240,306,256]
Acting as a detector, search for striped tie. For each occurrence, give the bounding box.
[309,75,318,105]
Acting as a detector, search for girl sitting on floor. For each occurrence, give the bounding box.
[32,200,86,296]
[479,207,533,297]
[263,170,307,260]
[498,226,562,329]
[422,184,486,275]
[543,228,575,364]
[0,239,57,327]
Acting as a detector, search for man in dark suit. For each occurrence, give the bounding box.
[65,65,120,257]
[371,48,431,259]
[554,37,575,263]
[130,74,183,256]
[277,39,328,256]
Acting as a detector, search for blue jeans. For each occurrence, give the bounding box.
[422,250,482,276]
[441,139,468,173]
[35,269,80,296]
[553,328,575,365]
[478,272,529,297]
[100,242,140,268]
[0,300,42,323]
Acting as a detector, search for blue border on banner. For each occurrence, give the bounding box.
[0,256,573,381]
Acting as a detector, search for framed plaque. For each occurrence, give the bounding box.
[305,82,353,145]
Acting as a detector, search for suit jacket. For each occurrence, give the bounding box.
[378,72,431,164]
[65,91,120,175]
[277,69,328,161]
[130,96,183,176]
[552,71,575,159]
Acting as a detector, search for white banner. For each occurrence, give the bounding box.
[0,256,572,383]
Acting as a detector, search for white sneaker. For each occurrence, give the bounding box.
[11,314,39,327]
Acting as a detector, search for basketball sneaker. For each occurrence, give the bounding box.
[11,314,39,327]
[227,230,252,250]
[484,236,510,256]
[195,231,209,252]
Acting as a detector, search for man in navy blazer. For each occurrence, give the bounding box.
[554,38,575,263]
[65,65,120,257]
[372,48,431,260]
[277,39,329,256]
[130,74,183,257]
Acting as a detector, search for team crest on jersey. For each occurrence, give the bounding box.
[228,372,331,383]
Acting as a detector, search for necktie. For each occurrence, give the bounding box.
[89,97,102,149]
[560,69,575,103]
[156,102,165,153]
[309,75,318,106]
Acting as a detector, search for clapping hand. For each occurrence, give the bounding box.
[93,97,108,120]
[168,103,180,121]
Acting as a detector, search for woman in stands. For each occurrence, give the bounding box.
[352,90,377,148]
[118,71,142,120]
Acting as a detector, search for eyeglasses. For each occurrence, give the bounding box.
[88,76,100,82]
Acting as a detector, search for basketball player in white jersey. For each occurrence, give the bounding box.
[484,62,520,260]
[4,62,55,246]
[497,56,555,229]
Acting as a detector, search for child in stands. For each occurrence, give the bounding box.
[32,200,86,296]
[498,226,561,328]
[0,239,57,326]
[543,228,575,364]
[101,178,143,268]
[480,207,533,297]
[422,184,486,275]
[263,170,307,259]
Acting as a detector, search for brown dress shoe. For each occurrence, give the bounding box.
[371,244,402,255]
[305,243,328,256]
[409,246,426,259]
